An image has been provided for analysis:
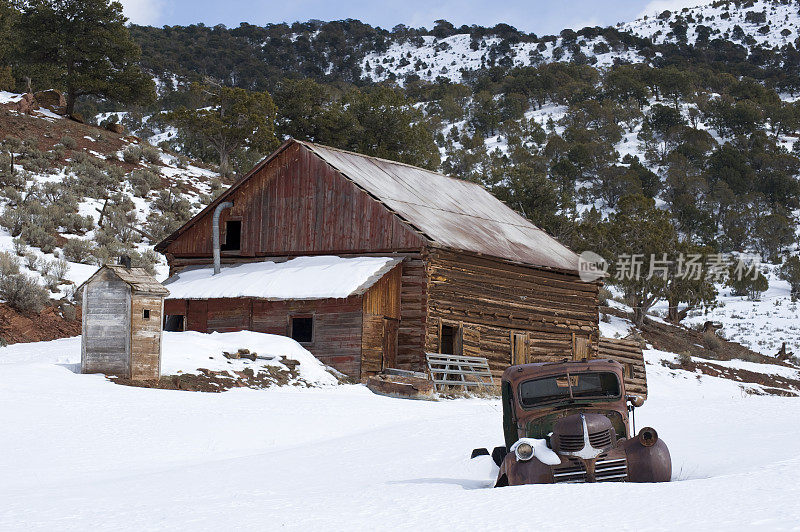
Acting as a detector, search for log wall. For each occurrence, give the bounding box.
[424,248,600,375]
[597,337,648,398]
[397,255,428,372]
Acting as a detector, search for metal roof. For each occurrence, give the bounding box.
[156,139,580,272]
[78,265,170,296]
[298,141,580,271]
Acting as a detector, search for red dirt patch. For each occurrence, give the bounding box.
[0,303,81,344]
[662,358,800,397]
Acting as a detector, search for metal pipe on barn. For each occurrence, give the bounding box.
[212,201,233,275]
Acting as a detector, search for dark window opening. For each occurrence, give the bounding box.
[290,316,314,344]
[221,220,241,251]
[440,324,457,354]
[164,315,185,332]
[143,309,150,320]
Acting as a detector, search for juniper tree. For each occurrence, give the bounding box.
[17,0,155,116]
[166,81,278,177]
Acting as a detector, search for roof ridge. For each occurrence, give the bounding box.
[297,139,484,187]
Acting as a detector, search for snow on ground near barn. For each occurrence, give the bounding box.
[2,337,800,529]
[0,331,339,385]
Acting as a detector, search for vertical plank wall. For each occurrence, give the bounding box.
[82,269,131,378]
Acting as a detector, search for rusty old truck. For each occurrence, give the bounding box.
[472,359,671,485]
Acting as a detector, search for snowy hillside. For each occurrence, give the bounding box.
[0,91,218,295]
[361,33,643,84]
[622,0,800,48]
[361,0,800,85]
[1,331,799,529]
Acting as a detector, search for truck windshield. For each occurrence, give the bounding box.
[518,372,620,407]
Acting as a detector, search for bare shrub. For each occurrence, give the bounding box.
[598,287,612,306]
[20,224,57,254]
[122,145,142,163]
[0,274,50,313]
[141,144,162,165]
[0,251,20,277]
[62,239,96,264]
[59,136,77,150]
[11,237,26,256]
[129,168,161,197]
[51,258,69,280]
[703,330,723,352]
[24,252,39,271]
[39,258,53,277]
[61,303,77,321]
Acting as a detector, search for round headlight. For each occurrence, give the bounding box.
[515,442,534,461]
[638,427,658,447]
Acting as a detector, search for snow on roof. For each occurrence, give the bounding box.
[163,255,402,301]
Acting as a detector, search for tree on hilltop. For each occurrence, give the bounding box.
[17,0,155,115]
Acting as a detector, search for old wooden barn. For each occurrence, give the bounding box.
[155,139,607,381]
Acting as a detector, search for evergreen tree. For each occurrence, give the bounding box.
[342,86,440,170]
[166,81,278,177]
[17,0,155,115]
[603,194,679,327]
[779,255,800,300]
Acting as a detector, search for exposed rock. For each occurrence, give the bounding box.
[106,123,124,134]
[33,89,66,115]
[69,112,84,123]
[15,93,38,115]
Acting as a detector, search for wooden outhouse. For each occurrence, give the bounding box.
[79,264,169,380]
[155,139,602,380]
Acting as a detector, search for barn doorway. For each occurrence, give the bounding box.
[290,315,314,344]
[164,315,185,332]
[439,322,462,355]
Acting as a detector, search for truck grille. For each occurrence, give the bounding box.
[557,434,585,452]
[552,456,628,483]
[589,429,613,448]
[556,429,613,453]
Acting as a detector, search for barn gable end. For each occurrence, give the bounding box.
[157,141,426,261]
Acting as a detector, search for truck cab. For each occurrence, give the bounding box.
[483,359,671,486]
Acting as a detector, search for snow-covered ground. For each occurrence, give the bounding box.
[1,333,799,529]
[648,266,800,358]
[0,331,339,385]
[624,0,800,49]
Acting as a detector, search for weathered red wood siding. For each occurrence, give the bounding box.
[168,296,364,377]
[162,142,425,260]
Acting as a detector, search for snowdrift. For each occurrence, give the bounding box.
[0,330,340,388]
